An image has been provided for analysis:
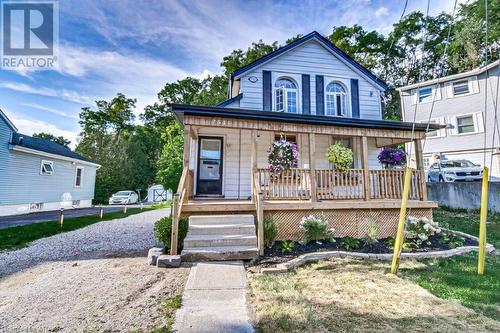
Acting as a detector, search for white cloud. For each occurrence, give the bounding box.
[4,111,78,149]
[22,103,79,120]
[375,7,389,18]
[0,82,93,104]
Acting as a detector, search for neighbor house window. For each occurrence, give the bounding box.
[326,82,347,116]
[418,87,433,103]
[457,115,475,134]
[274,78,297,113]
[75,166,84,187]
[452,80,470,95]
[425,119,439,138]
[40,160,54,175]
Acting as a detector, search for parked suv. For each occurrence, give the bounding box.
[427,160,483,182]
[109,191,139,205]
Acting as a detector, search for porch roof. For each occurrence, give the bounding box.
[170,103,444,132]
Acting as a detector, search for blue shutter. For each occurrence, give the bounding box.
[350,79,360,118]
[315,75,324,115]
[263,71,272,111]
[302,74,310,114]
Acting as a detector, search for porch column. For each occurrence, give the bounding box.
[414,139,428,201]
[361,136,371,200]
[309,133,317,202]
[251,130,258,202]
[183,125,192,200]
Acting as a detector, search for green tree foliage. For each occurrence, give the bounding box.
[76,94,154,203]
[32,132,71,148]
[221,40,279,76]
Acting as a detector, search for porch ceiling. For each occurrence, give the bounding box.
[172,104,442,141]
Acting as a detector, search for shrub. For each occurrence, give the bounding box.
[326,142,353,171]
[405,216,441,247]
[339,237,361,251]
[154,216,188,251]
[281,240,296,253]
[299,214,334,243]
[439,232,466,248]
[365,220,378,244]
[264,217,277,248]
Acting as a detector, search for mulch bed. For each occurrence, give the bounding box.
[251,235,478,268]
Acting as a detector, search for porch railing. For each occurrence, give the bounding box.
[255,168,424,201]
[170,167,193,255]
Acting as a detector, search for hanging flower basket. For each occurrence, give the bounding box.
[378,147,407,169]
[268,138,298,177]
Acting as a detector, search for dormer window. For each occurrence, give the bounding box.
[326,82,347,116]
[274,78,297,113]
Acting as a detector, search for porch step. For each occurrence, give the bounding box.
[181,245,259,261]
[181,214,258,261]
[188,214,254,226]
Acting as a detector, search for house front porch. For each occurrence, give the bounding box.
[169,105,442,257]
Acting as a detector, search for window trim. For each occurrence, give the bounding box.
[446,76,478,98]
[325,81,348,117]
[418,86,433,103]
[273,76,299,114]
[452,80,470,96]
[40,160,54,176]
[74,166,84,188]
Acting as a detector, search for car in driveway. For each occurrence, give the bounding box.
[109,191,139,205]
[427,159,483,182]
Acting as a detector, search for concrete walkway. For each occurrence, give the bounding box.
[173,261,253,333]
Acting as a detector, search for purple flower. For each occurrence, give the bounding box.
[378,147,407,166]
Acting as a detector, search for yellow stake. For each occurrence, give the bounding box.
[478,166,489,275]
[391,167,413,274]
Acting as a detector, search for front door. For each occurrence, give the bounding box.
[197,137,223,196]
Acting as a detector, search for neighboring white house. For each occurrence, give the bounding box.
[398,60,500,178]
[0,110,101,216]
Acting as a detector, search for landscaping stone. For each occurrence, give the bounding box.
[147,247,165,266]
[157,255,181,268]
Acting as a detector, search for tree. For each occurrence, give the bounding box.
[32,132,71,148]
[221,40,279,76]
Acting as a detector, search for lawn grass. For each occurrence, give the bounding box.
[399,207,500,321]
[148,293,183,333]
[0,202,169,252]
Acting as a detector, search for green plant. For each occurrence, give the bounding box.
[339,237,361,251]
[384,236,395,247]
[365,220,378,244]
[405,216,442,248]
[154,216,188,250]
[326,142,354,171]
[439,232,465,249]
[299,214,334,243]
[281,240,296,253]
[264,217,277,248]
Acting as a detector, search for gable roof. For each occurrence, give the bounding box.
[398,60,500,91]
[217,93,243,107]
[0,109,18,132]
[171,103,443,132]
[11,132,96,164]
[230,31,388,91]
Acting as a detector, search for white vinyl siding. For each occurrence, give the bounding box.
[239,40,382,119]
[448,112,484,136]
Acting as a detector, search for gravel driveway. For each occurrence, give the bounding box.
[0,207,169,278]
[0,208,190,332]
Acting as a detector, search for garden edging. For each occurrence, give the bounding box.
[260,229,496,273]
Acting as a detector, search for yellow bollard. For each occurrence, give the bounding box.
[99,207,104,219]
[391,167,413,274]
[59,209,64,227]
[123,205,127,214]
[478,166,489,275]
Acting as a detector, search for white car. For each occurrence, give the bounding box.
[427,160,483,182]
[109,191,139,205]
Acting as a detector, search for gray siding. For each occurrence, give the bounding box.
[401,69,499,154]
[238,40,383,119]
[0,117,97,206]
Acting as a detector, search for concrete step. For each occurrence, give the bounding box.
[181,245,259,261]
[189,223,256,236]
[184,234,257,248]
[189,214,254,226]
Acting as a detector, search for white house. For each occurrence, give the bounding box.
[398,60,500,178]
[0,110,101,216]
[168,31,441,260]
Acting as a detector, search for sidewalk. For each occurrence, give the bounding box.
[173,261,253,333]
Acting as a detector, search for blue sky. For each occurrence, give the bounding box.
[0,0,461,147]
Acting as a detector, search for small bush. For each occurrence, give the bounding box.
[405,216,441,248]
[299,214,334,243]
[154,216,188,251]
[281,240,296,253]
[365,220,378,244]
[264,217,277,248]
[339,237,361,251]
[439,232,466,248]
